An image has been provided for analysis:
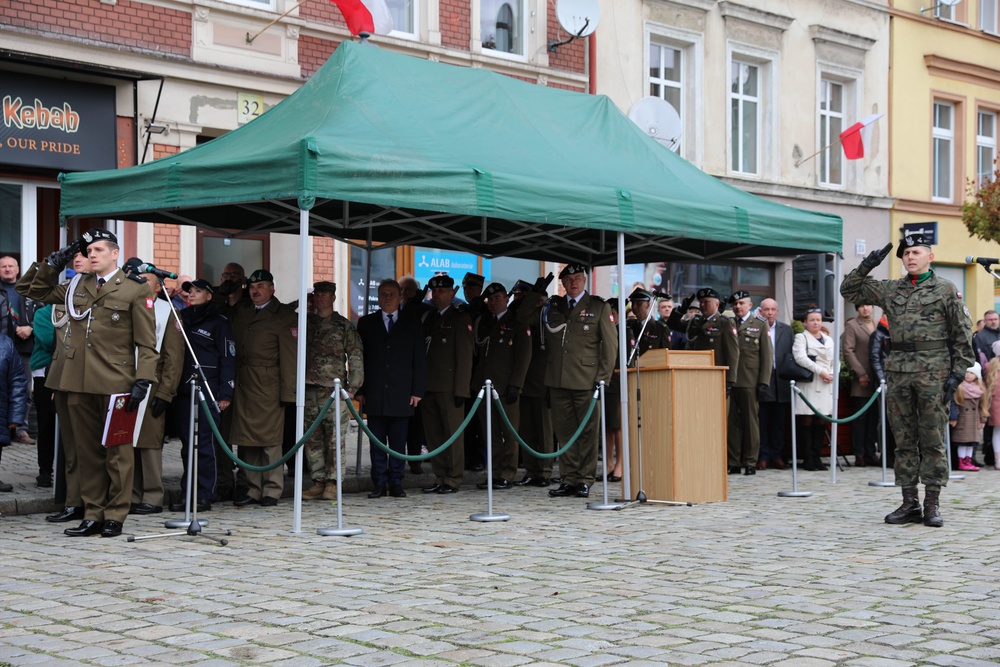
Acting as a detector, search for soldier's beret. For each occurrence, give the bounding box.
[483,282,507,298]
[559,263,587,279]
[79,227,117,252]
[510,279,533,294]
[896,233,932,258]
[427,274,455,289]
[462,272,485,287]
[313,281,337,294]
[627,287,651,303]
[247,269,274,284]
[183,278,215,294]
[696,287,721,301]
[728,290,751,304]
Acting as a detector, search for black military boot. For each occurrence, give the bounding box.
[923,487,943,528]
[885,487,922,524]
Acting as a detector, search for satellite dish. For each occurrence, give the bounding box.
[940,0,962,5]
[555,0,601,38]
[628,97,682,153]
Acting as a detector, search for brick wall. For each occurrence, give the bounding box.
[299,34,340,78]
[313,237,335,282]
[153,223,181,273]
[440,0,471,50]
[545,1,585,73]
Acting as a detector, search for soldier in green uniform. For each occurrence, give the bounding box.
[472,283,532,489]
[626,288,667,357]
[421,274,474,494]
[671,288,739,393]
[301,281,364,501]
[517,264,617,498]
[726,290,772,475]
[19,229,158,538]
[841,233,974,527]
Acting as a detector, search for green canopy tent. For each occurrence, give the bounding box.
[58,41,844,519]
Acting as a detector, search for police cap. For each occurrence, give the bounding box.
[183,278,215,294]
[559,263,587,279]
[896,233,932,258]
[427,274,455,289]
[313,281,337,294]
[247,269,274,284]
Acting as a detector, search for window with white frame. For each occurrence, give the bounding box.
[730,59,760,175]
[649,42,683,153]
[387,0,415,35]
[819,79,845,187]
[221,0,276,10]
[933,101,955,201]
[982,0,998,33]
[978,110,997,186]
[481,0,524,55]
[936,2,956,20]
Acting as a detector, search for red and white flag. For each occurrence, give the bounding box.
[329,0,393,36]
[839,113,882,160]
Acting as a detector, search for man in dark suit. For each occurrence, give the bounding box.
[757,297,793,470]
[356,279,426,498]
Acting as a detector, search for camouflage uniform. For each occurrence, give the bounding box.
[304,311,364,484]
[841,269,973,490]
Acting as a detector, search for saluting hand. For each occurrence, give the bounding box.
[860,242,893,274]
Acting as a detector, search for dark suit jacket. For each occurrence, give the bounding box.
[356,309,426,418]
[761,321,793,403]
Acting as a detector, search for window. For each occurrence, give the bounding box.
[932,101,955,201]
[481,0,523,55]
[982,0,998,32]
[819,79,845,187]
[730,60,760,175]
[649,42,683,152]
[387,0,415,34]
[978,110,997,187]
[221,0,276,10]
[936,2,956,20]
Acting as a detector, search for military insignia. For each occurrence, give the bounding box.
[583,325,590,331]
[175,320,182,331]
[467,324,473,332]
[115,396,126,410]
[111,312,120,322]
[609,311,616,323]
[146,298,154,309]
[82,231,93,243]
[227,339,236,357]
[731,328,737,335]
[526,329,531,337]
[290,327,298,338]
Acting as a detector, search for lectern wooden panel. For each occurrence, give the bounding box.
[625,349,727,503]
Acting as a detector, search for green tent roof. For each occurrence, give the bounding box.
[60,40,842,264]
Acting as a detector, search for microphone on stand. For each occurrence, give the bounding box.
[967,256,1000,267]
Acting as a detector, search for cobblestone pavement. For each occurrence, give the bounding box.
[2,436,1000,666]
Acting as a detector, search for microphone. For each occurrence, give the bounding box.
[136,262,178,280]
[967,256,999,266]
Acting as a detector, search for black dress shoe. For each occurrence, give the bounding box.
[550,476,563,485]
[368,487,387,499]
[476,479,511,490]
[132,503,163,515]
[548,483,577,497]
[233,496,260,506]
[100,520,123,538]
[743,468,756,476]
[36,473,53,488]
[422,484,441,494]
[46,507,84,523]
[389,485,406,498]
[260,496,278,506]
[169,501,186,512]
[64,520,102,537]
[436,484,458,494]
[728,466,743,474]
[514,476,539,486]
[129,503,139,514]
[575,483,590,498]
[607,475,622,483]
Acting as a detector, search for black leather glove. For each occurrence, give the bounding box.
[860,242,893,274]
[756,383,768,400]
[504,385,521,404]
[943,372,964,405]
[150,397,169,418]
[531,273,554,294]
[454,396,466,408]
[680,294,695,312]
[126,380,151,413]
[726,382,734,397]
[46,240,80,271]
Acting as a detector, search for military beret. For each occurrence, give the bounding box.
[627,287,651,303]
[427,274,455,289]
[510,279,533,294]
[483,282,507,298]
[896,233,932,258]
[247,269,274,284]
[696,287,721,301]
[79,227,117,251]
[313,281,337,294]
[462,272,485,287]
[183,278,215,294]
[559,263,588,279]
[728,290,751,304]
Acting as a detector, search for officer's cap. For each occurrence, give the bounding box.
[696,287,721,301]
[462,272,485,287]
[559,263,587,279]
[427,274,455,289]
[183,278,215,294]
[688,300,700,310]
[247,269,274,285]
[313,281,337,294]
[79,227,118,252]
[627,287,651,303]
[483,282,507,298]
[728,290,751,304]
[510,279,533,294]
[896,233,932,258]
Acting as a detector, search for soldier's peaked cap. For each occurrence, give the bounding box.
[312,281,336,294]
[896,233,932,258]
[510,279,533,294]
[627,287,651,303]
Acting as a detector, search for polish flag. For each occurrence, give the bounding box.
[839,113,882,160]
[330,0,393,36]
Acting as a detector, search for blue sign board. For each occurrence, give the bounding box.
[413,247,484,288]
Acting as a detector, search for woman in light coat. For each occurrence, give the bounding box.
[792,305,835,470]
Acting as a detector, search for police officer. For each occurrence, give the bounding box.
[421,274,474,494]
[18,228,157,538]
[301,281,364,501]
[677,288,739,393]
[841,234,974,527]
[473,283,531,489]
[518,264,617,498]
[726,290,772,475]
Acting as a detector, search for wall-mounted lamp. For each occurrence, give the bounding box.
[144,119,168,135]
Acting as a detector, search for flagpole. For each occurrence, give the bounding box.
[246,0,310,44]
[795,137,843,168]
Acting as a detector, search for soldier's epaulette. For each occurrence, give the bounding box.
[589,295,606,303]
[127,274,146,284]
[755,314,766,323]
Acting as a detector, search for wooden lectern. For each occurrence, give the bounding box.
[624,349,727,503]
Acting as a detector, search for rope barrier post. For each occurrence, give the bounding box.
[778,381,812,498]
[472,381,510,523]
[870,383,893,487]
[318,379,364,536]
[946,421,964,481]
[589,380,619,510]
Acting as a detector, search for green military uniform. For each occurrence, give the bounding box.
[423,304,474,490]
[626,316,667,359]
[304,309,364,485]
[19,261,158,525]
[727,311,772,470]
[686,312,740,386]
[516,300,553,483]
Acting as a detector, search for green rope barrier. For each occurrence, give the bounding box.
[492,389,599,459]
[793,385,881,424]
[200,392,336,472]
[345,393,483,461]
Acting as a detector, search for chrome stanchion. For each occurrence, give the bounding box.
[870,382,893,487]
[778,381,812,498]
[165,379,207,529]
[589,381,620,510]
[318,380,364,536]
[472,381,510,522]
[947,424,964,481]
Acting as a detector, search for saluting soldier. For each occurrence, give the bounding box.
[18,228,157,538]
[510,279,554,487]
[228,269,297,507]
[682,288,739,393]
[517,264,617,498]
[472,283,532,489]
[301,281,364,501]
[725,290,772,475]
[421,274,474,494]
[625,288,667,359]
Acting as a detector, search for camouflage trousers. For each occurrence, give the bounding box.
[304,386,352,483]
[886,368,949,490]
